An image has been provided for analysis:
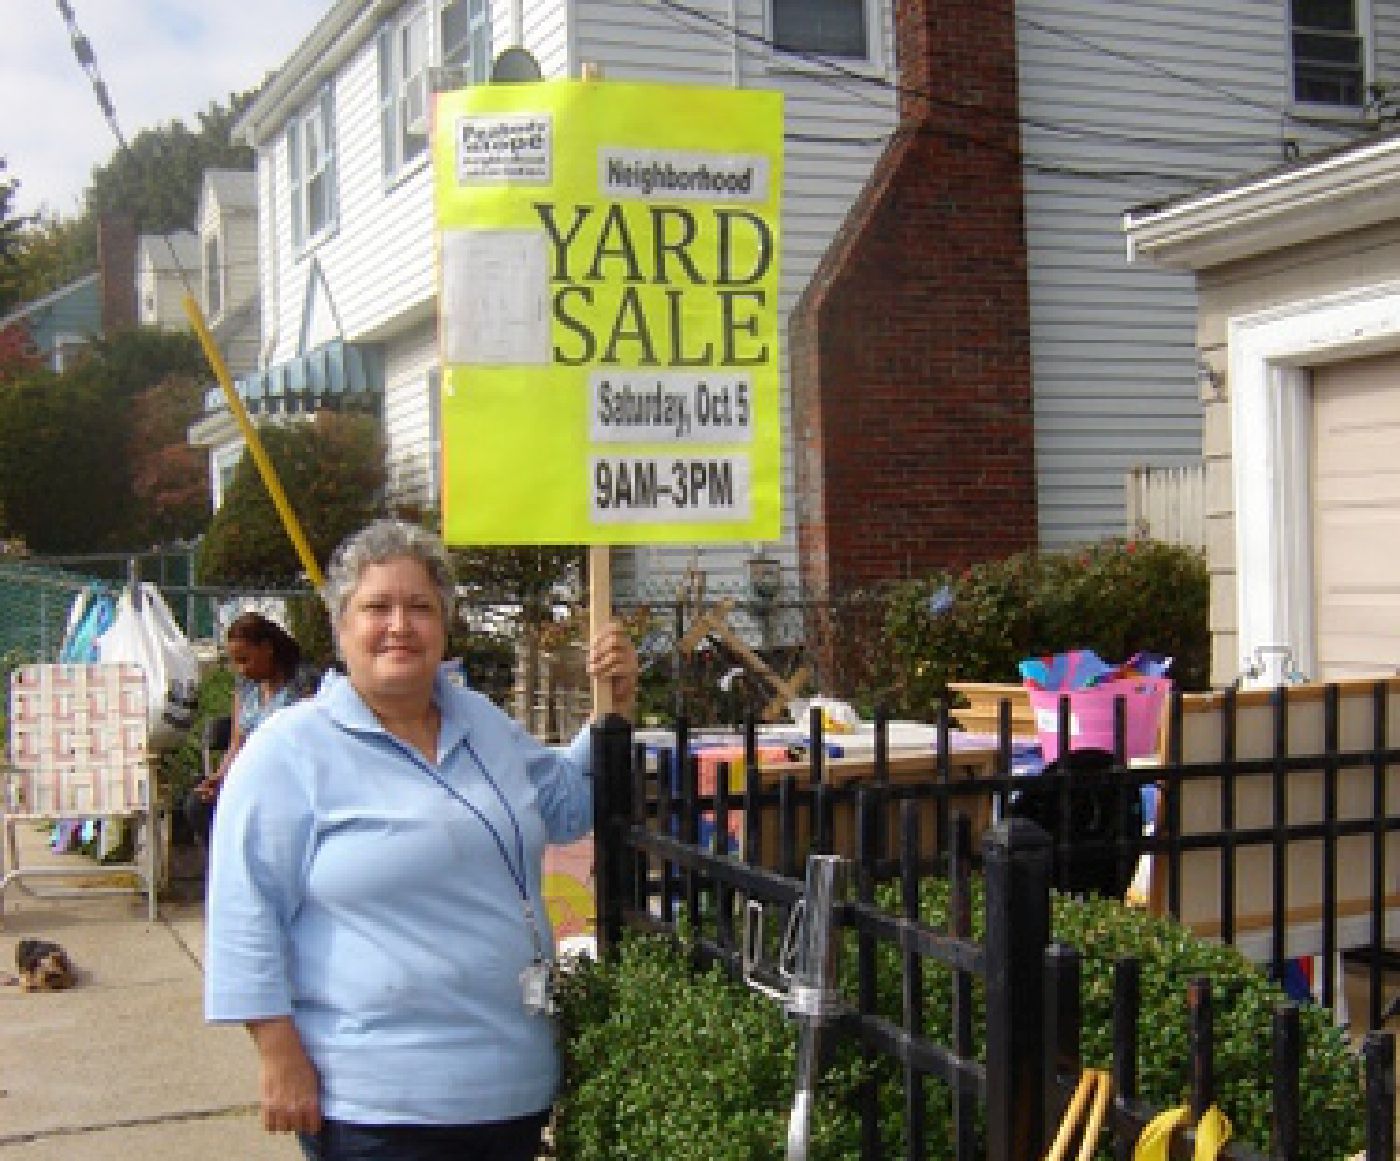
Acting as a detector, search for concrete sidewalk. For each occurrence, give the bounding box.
[0,825,298,1159]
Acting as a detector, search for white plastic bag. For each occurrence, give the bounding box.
[786,696,862,734]
[94,583,201,750]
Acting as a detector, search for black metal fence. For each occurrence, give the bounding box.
[588,704,1399,1160]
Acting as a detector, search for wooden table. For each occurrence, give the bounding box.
[663,734,1003,871]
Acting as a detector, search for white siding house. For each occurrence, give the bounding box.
[197,170,261,375]
[219,0,897,601]
[1017,0,1390,548]
[1126,132,1400,687]
[207,0,1400,614]
[136,232,200,329]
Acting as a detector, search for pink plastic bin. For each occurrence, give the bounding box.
[1027,677,1171,763]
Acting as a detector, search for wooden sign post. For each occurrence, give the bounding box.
[589,544,613,715]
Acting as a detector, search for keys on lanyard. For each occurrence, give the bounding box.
[519,902,555,1016]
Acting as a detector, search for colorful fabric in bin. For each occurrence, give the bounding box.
[1018,648,1172,691]
[1019,649,1115,692]
[1020,649,1173,764]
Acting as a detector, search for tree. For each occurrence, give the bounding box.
[0,326,207,553]
[11,91,259,304]
[0,158,36,315]
[449,543,587,724]
[195,411,387,586]
[10,213,95,306]
[0,320,42,382]
[128,373,208,544]
[0,363,123,553]
[86,94,257,237]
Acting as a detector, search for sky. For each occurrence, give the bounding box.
[3,0,330,220]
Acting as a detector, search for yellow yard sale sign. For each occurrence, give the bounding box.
[433,80,783,544]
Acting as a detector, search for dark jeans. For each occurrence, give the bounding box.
[183,790,216,847]
[297,1111,549,1161]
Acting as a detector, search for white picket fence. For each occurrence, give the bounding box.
[1125,463,1205,549]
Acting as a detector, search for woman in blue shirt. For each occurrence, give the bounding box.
[185,611,316,845]
[204,520,637,1161]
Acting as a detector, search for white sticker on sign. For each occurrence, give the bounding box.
[591,455,752,523]
[441,229,550,366]
[457,114,553,183]
[589,372,753,444]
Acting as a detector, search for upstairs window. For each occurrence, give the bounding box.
[204,234,222,318]
[771,0,870,60]
[379,4,429,179]
[1292,0,1364,107]
[288,86,337,250]
[442,0,491,83]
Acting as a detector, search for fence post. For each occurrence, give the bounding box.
[591,712,635,958]
[984,817,1052,1161]
[1042,943,1080,1157]
[1363,1030,1395,1159]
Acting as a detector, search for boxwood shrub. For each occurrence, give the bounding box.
[555,884,1364,1159]
[880,538,1210,720]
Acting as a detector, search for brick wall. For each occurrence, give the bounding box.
[97,214,137,332]
[791,0,1037,600]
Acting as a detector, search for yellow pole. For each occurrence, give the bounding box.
[182,293,326,590]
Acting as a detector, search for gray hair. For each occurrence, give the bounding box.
[322,519,457,629]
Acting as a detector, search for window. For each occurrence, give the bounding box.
[771,0,869,60]
[442,0,491,83]
[204,234,222,318]
[213,443,244,511]
[1292,0,1364,106]
[51,335,88,373]
[288,86,337,249]
[379,5,429,178]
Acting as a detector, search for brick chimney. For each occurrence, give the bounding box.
[790,0,1037,603]
[97,213,138,332]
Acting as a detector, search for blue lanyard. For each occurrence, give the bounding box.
[415,737,530,905]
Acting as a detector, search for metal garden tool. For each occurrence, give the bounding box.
[742,854,849,1161]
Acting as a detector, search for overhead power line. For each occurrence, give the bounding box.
[52,0,197,299]
[650,0,1368,181]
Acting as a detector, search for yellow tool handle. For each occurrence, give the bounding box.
[183,293,325,591]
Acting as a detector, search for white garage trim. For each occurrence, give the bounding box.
[1230,280,1400,687]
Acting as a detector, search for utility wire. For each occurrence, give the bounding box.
[652,0,1367,157]
[653,1,1271,193]
[53,0,198,301]
[1014,13,1336,128]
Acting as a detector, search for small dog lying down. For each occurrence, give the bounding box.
[15,939,75,992]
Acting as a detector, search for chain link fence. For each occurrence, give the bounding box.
[1,549,901,735]
[614,590,892,726]
[0,560,93,665]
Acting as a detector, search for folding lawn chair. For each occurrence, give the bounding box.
[1,663,164,922]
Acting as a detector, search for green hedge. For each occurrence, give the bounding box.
[880,539,1209,720]
[556,884,1363,1159]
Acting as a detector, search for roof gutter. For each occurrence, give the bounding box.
[234,0,397,146]
[1124,134,1400,272]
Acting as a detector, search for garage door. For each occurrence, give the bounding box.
[1312,352,1400,679]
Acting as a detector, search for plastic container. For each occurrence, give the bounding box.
[1027,677,1171,763]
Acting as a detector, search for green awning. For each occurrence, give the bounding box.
[203,339,384,415]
